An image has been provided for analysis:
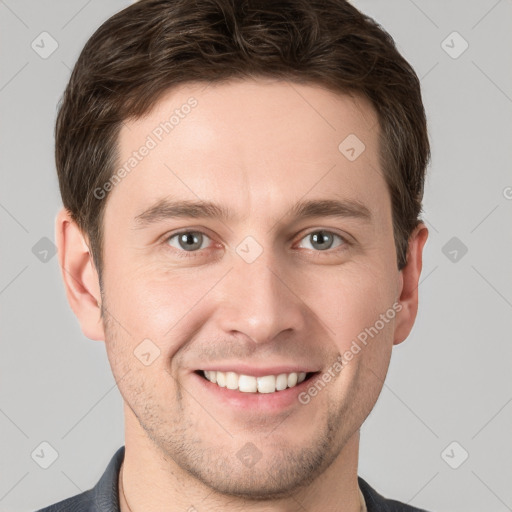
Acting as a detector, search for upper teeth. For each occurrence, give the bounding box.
[203,370,308,393]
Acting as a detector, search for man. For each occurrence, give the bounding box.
[37,0,431,510]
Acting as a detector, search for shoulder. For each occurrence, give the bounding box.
[358,476,433,512]
[34,446,125,512]
[34,491,94,512]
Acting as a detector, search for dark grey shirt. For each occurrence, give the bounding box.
[35,446,431,511]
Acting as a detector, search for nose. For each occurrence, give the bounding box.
[213,248,307,345]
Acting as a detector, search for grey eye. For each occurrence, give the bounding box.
[298,230,345,251]
[167,231,210,252]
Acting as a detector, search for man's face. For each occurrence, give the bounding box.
[99,79,405,497]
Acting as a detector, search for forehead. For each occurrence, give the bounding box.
[107,78,388,228]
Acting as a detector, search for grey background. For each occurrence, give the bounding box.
[1,1,511,511]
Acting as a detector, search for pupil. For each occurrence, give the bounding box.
[180,232,201,251]
[312,231,332,249]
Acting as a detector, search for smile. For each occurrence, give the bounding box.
[196,370,318,393]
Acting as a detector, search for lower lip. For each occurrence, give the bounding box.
[191,371,319,413]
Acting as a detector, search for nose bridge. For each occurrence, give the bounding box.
[216,244,305,344]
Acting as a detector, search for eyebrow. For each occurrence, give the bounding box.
[133,197,372,228]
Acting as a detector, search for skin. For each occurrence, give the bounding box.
[56,78,428,511]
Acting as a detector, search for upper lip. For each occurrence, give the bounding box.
[196,364,321,377]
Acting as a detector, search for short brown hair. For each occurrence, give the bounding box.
[56,0,430,285]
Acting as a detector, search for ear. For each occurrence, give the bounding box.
[393,223,429,345]
[55,207,105,341]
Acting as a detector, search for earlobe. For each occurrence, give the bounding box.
[55,208,105,341]
[393,223,429,346]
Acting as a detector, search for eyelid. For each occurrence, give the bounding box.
[164,229,216,258]
[294,229,350,249]
[292,229,353,259]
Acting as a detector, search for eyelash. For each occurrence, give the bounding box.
[163,229,351,259]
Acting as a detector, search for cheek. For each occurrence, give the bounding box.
[312,264,398,344]
[107,266,220,361]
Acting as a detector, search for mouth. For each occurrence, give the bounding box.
[194,369,320,394]
[191,368,322,413]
